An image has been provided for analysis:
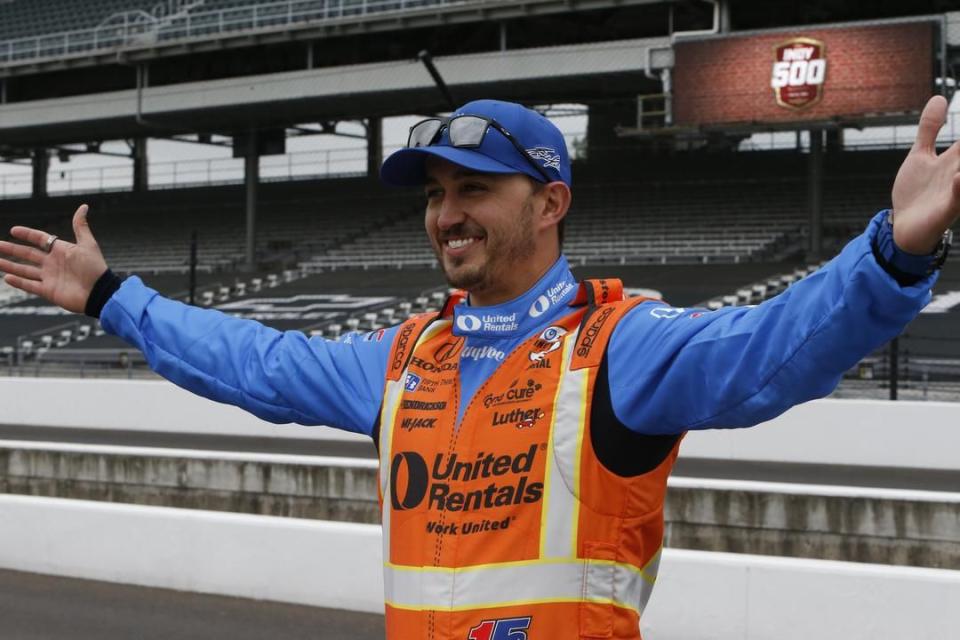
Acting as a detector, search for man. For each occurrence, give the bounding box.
[0,97,954,640]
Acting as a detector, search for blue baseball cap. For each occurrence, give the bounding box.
[380,99,572,187]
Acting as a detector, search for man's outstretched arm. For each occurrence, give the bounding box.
[0,205,393,435]
[608,95,956,435]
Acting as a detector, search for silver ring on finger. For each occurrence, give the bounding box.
[44,234,58,253]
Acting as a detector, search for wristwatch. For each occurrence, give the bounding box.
[886,210,953,275]
[929,228,954,274]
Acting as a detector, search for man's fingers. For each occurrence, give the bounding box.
[3,274,44,297]
[0,240,46,265]
[911,95,948,156]
[0,258,41,281]
[10,225,55,250]
[72,204,93,245]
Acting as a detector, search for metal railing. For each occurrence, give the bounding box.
[0,0,472,67]
[0,145,386,198]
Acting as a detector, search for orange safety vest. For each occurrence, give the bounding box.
[378,279,681,640]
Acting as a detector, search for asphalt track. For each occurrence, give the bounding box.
[1,424,959,492]
[0,568,386,640]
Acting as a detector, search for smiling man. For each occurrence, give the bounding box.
[0,98,955,640]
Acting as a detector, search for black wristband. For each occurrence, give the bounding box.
[84,269,123,318]
[871,240,925,287]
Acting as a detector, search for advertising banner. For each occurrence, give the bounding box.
[672,22,934,128]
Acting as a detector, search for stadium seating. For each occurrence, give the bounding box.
[0,0,158,42]
[301,179,806,270]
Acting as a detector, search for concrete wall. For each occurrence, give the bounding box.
[2,377,957,469]
[2,494,958,640]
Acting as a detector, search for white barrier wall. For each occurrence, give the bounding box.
[2,494,959,640]
[0,377,365,442]
[1,377,958,468]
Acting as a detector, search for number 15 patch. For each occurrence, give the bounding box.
[467,616,532,640]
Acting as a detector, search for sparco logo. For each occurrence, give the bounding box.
[771,37,826,110]
[390,445,543,512]
[577,306,615,358]
[391,322,416,373]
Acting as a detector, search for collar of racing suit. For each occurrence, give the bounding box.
[450,255,578,339]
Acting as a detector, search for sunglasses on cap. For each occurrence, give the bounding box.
[406,114,552,183]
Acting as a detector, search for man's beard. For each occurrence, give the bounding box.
[436,200,537,293]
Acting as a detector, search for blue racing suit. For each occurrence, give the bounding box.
[99,211,936,437]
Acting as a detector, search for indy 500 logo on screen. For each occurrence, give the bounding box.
[771,37,826,110]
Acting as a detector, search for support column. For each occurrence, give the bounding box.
[718,0,732,33]
[244,130,259,273]
[807,129,823,260]
[367,117,382,179]
[132,137,149,192]
[31,148,49,198]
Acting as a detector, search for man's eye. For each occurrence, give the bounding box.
[425,189,442,199]
[463,183,486,193]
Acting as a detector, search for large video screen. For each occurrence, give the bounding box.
[672,22,934,128]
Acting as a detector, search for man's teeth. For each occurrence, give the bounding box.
[447,238,477,249]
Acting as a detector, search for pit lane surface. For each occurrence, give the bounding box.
[0,568,385,640]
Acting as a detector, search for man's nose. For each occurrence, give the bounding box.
[436,196,466,230]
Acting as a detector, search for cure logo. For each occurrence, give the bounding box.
[468,616,533,640]
[771,37,827,110]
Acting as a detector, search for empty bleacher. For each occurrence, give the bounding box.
[301,178,807,271]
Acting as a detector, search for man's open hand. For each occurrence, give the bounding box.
[891,95,960,254]
[0,204,108,314]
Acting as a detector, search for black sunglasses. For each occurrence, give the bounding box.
[407,114,552,182]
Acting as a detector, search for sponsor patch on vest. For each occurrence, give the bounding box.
[576,306,615,358]
[404,373,422,392]
[491,407,545,429]
[401,417,438,431]
[401,400,447,411]
[390,445,544,513]
[433,337,464,363]
[529,325,567,362]
[410,356,458,373]
[483,379,543,409]
[391,322,417,376]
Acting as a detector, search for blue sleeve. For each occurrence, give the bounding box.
[99,276,394,436]
[607,210,937,435]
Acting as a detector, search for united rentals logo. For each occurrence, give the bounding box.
[390,445,543,512]
[771,37,827,110]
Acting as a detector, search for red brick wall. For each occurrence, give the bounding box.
[672,23,933,127]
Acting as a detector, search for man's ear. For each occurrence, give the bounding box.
[537,182,571,232]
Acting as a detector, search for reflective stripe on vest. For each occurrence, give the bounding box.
[383,552,660,613]
[378,318,451,568]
